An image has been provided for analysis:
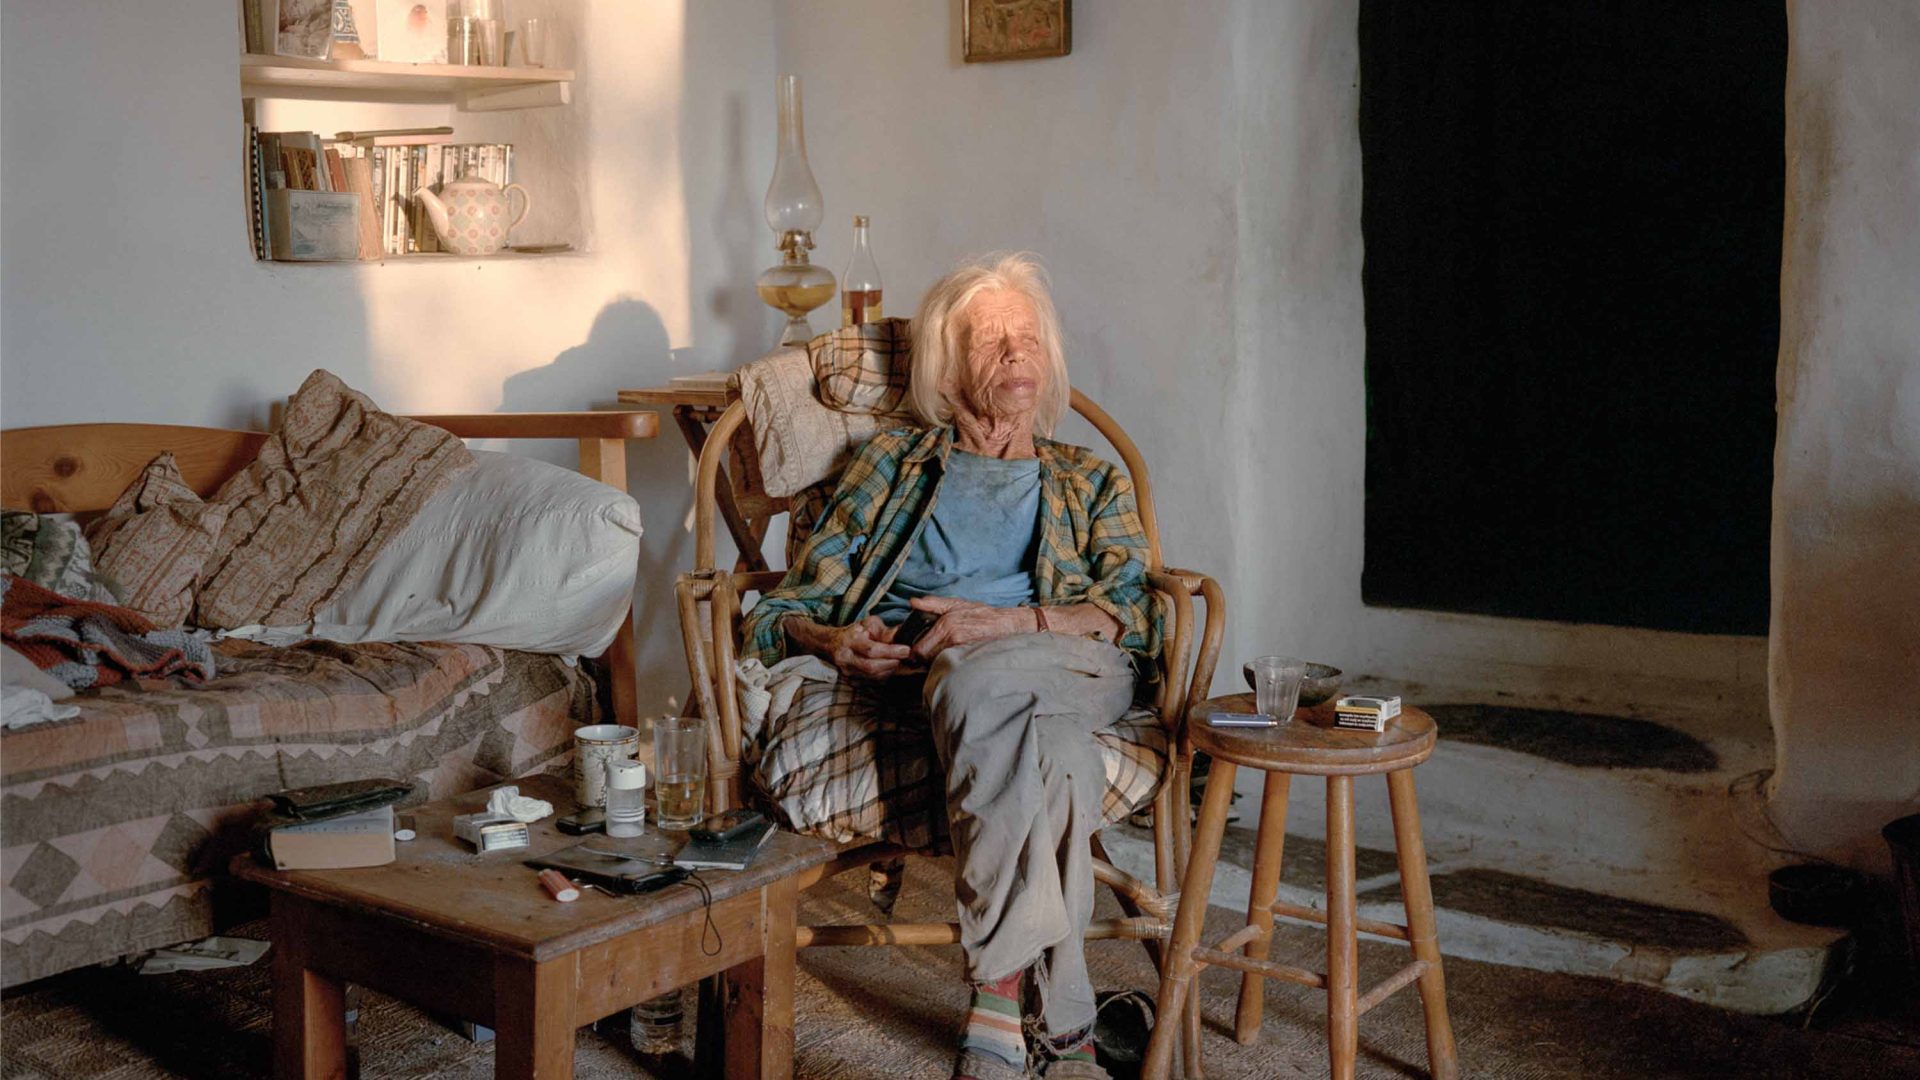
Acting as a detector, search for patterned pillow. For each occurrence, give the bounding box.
[193,369,473,630]
[1,510,116,602]
[83,454,231,628]
[808,317,915,416]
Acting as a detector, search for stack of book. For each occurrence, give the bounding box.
[244,126,514,260]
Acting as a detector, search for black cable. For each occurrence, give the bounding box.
[679,872,723,956]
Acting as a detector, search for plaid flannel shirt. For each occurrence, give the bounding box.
[743,424,1164,674]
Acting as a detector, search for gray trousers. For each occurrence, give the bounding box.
[923,631,1137,1036]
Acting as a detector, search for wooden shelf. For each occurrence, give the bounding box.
[241,53,573,94]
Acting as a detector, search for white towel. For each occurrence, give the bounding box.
[2,684,80,729]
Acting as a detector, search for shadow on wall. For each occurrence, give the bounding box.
[498,297,700,713]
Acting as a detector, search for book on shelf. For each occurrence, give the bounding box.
[323,147,348,194]
[244,126,515,260]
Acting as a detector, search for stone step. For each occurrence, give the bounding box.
[1101,822,1844,1015]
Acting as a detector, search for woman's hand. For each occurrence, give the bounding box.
[785,615,913,680]
[906,597,1033,663]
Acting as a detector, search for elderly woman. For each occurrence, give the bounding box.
[741,253,1162,1080]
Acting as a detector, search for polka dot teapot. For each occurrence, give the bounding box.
[413,174,532,256]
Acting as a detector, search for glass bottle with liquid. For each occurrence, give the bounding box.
[841,215,883,327]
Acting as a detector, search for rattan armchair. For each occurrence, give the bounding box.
[674,388,1226,1071]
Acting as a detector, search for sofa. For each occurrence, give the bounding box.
[0,405,654,987]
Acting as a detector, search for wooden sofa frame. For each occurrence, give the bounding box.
[1,411,657,725]
[674,390,1227,1067]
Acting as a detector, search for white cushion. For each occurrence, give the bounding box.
[228,451,641,656]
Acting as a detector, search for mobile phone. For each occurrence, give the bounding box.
[1207,710,1280,728]
[893,609,939,649]
[557,808,605,835]
[688,809,768,844]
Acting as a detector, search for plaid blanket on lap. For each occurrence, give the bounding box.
[748,673,1168,847]
[0,575,214,690]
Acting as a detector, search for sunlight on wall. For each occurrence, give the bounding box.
[356,2,691,412]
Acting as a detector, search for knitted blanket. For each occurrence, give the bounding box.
[0,575,215,690]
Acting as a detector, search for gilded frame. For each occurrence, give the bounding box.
[963,0,1072,63]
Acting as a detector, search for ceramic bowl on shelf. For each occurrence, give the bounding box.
[1243,661,1344,707]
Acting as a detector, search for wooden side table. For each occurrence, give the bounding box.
[1143,695,1458,1080]
[618,385,780,572]
[233,774,835,1080]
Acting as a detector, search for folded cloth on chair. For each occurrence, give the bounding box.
[735,348,909,499]
[734,655,839,739]
[1,575,215,690]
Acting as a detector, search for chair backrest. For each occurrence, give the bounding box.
[694,386,1163,575]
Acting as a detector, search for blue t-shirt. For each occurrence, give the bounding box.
[870,450,1043,624]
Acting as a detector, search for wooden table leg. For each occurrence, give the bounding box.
[1234,770,1292,1045]
[493,955,577,1080]
[1326,775,1359,1080]
[270,895,349,1080]
[1387,768,1459,1080]
[1143,757,1238,1080]
[709,876,796,1079]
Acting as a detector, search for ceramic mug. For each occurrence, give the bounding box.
[573,724,639,808]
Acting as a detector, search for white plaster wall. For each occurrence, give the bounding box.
[769,0,1367,689]
[0,0,782,709]
[768,0,1765,729]
[1770,0,1920,869]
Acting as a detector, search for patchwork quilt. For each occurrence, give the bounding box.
[1,638,593,987]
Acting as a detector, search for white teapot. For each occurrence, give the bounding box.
[414,174,532,255]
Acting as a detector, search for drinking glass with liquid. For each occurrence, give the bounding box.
[841,214,883,326]
[652,715,707,830]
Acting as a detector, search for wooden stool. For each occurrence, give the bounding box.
[1142,694,1458,1080]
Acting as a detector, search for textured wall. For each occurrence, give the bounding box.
[1770,0,1920,868]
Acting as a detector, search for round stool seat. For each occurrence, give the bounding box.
[1192,694,1437,776]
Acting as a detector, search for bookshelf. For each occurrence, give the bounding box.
[241,46,582,262]
[241,54,573,99]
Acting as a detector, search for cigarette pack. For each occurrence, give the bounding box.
[454,812,531,852]
[1333,695,1401,733]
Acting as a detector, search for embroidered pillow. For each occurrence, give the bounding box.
[83,454,230,628]
[193,369,473,630]
[1,510,117,602]
[808,317,914,416]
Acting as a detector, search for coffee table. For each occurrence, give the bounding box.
[232,773,835,1079]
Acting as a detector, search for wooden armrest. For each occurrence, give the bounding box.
[408,411,659,441]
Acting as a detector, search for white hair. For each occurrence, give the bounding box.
[909,252,1070,436]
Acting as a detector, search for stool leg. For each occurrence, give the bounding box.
[1233,771,1292,1044]
[1387,768,1459,1080]
[1326,775,1359,1080]
[1143,757,1238,1080]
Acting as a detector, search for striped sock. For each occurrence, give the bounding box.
[958,970,1026,1074]
[1046,1023,1096,1063]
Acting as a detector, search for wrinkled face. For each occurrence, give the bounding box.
[954,288,1047,423]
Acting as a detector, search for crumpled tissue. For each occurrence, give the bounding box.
[486,785,553,824]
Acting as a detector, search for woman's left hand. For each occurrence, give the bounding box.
[906,596,1032,663]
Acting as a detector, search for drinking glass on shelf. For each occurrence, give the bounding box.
[520,18,548,67]
[652,716,708,830]
[476,18,505,65]
[448,16,481,65]
[1248,655,1307,723]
